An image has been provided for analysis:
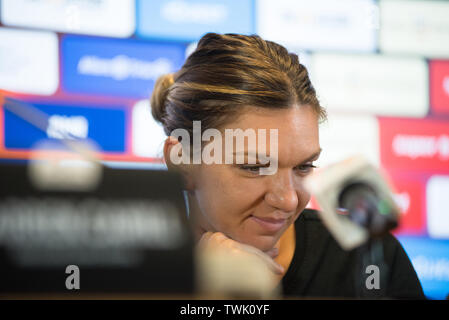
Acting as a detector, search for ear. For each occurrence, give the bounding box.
[163,136,195,191]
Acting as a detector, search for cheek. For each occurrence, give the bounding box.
[194,177,225,220]
[295,179,312,211]
[193,166,256,228]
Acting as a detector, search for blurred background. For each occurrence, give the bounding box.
[0,0,448,299]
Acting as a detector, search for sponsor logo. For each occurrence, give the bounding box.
[413,256,449,282]
[136,0,254,41]
[380,0,449,57]
[393,192,410,215]
[388,172,425,235]
[46,115,89,140]
[62,36,185,97]
[161,0,228,24]
[1,0,135,37]
[77,55,173,81]
[430,61,449,114]
[132,100,166,158]
[311,54,427,117]
[427,175,449,239]
[0,28,58,95]
[3,101,126,152]
[392,134,449,160]
[398,236,449,299]
[444,76,449,96]
[257,0,377,52]
[379,118,449,172]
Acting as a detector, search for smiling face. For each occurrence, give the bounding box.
[185,105,321,252]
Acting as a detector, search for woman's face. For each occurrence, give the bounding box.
[188,105,321,252]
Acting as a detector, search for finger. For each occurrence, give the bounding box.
[209,232,229,245]
[198,231,213,250]
[199,233,284,275]
[198,231,229,251]
[265,247,279,259]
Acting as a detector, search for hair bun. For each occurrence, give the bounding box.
[150,73,174,124]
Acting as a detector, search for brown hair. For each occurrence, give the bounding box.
[150,33,326,139]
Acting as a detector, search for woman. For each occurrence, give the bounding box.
[150,33,424,299]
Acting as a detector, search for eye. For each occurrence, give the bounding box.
[294,163,317,174]
[239,165,266,175]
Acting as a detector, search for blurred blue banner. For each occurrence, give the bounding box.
[4,101,127,153]
[62,35,186,98]
[398,236,449,300]
[136,0,255,41]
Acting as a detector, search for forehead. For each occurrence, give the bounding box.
[223,105,321,164]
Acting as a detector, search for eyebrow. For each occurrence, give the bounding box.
[300,148,322,164]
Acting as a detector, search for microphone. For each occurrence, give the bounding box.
[305,156,400,297]
[304,155,400,250]
[338,181,398,239]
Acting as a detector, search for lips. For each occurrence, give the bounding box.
[250,215,288,233]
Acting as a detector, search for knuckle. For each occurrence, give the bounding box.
[211,232,227,242]
[223,238,237,247]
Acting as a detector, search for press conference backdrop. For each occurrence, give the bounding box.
[0,0,448,299]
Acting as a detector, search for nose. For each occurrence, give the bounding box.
[264,169,299,213]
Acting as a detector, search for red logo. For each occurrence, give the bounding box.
[387,171,426,236]
[379,117,449,172]
[430,60,449,115]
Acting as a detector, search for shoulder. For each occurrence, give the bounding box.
[297,208,404,250]
[293,208,335,253]
[299,208,350,223]
[295,208,414,265]
[297,208,322,223]
[294,208,333,245]
[288,208,425,299]
[295,208,335,238]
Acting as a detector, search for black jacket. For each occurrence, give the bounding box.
[280,209,425,299]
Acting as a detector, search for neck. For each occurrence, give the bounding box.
[186,192,214,242]
[273,222,296,279]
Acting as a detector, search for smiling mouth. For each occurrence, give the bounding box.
[250,215,288,233]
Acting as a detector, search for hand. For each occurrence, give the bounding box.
[197,231,284,275]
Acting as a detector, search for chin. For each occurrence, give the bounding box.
[239,233,281,253]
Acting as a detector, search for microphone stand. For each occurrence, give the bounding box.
[339,182,396,299]
[355,237,389,298]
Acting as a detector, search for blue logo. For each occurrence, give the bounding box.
[62,35,186,98]
[136,0,255,41]
[398,236,449,300]
[3,100,127,153]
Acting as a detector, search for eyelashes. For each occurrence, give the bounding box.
[238,163,317,175]
[294,164,317,174]
[238,164,268,175]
